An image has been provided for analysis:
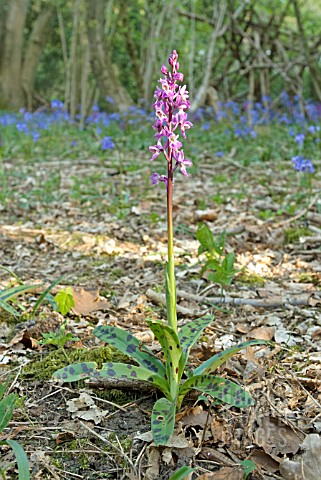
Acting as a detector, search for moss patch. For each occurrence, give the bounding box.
[236,270,266,287]
[284,227,312,244]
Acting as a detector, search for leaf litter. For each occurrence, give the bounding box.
[0,152,321,479]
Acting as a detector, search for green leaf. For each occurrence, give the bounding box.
[178,315,213,374]
[0,284,41,302]
[151,397,176,446]
[6,439,30,480]
[179,375,254,408]
[32,276,64,317]
[168,465,195,480]
[0,265,22,284]
[193,339,267,376]
[178,316,213,355]
[93,325,166,377]
[196,223,214,254]
[54,285,74,315]
[240,459,257,478]
[0,393,16,432]
[146,320,182,399]
[0,297,20,316]
[52,361,170,397]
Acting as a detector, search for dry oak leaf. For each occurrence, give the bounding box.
[196,467,243,480]
[71,287,110,316]
[279,434,321,480]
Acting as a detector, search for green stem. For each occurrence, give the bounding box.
[166,146,177,334]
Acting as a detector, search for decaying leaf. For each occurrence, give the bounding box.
[196,467,243,480]
[71,287,110,315]
[66,392,108,425]
[254,416,303,456]
[279,434,321,480]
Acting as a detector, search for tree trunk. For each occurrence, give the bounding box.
[0,0,28,109]
[86,0,131,111]
[21,7,53,110]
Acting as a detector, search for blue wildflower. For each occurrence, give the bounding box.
[101,136,115,150]
[295,133,305,146]
[292,155,315,173]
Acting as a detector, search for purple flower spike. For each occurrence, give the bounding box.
[149,50,193,187]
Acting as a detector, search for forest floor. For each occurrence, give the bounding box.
[1,144,321,480]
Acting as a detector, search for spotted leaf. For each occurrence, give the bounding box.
[151,397,176,446]
[178,375,254,408]
[52,362,98,382]
[178,315,213,373]
[146,320,182,399]
[52,361,170,396]
[193,339,267,376]
[93,325,166,377]
[165,261,177,330]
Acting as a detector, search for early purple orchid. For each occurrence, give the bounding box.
[149,50,193,188]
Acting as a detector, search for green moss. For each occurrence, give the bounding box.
[284,227,312,244]
[22,345,131,380]
[236,270,266,286]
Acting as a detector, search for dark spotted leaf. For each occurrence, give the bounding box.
[178,316,213,354]
[146,320,182,399]
[93,325,166,377]
[178,375,254,408]
[193,339,267,376]
[178,315,213,372]
[52,361,170,396]
[52,361,98,382]
[151,397,176,446]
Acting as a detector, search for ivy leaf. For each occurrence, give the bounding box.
[93,325,166,378]
[193,339,267,376]
[151,397,176,446]
[179,375,254,408]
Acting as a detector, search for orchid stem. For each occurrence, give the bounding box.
[166,161,177,334]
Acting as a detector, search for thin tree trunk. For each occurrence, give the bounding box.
[86,0,131,111]
[21,7,53,110]
[0,0,28,108]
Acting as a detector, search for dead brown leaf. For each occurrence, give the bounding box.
[247,326,275,341]
[71,287,110,315]
[254,416,303,456]
[196,467,243,480]
[280,434,321,480]
[250,448,280,473]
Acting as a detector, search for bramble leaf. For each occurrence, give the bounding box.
[178,375,254,408]
[193,339,267,376]
[52,361,170,396]
[93,325,166,377]
[151,397,176,446]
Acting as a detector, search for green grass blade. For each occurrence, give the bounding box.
[31,275,63,317]
[93,325,166,377]
[52,361,170,396]
[0,297,20,316]
[193,339,267,376]
[0,265,22,284]
[0,393,16,432]
[169,465,196,480]
[6,440,30,480]
[179,375,254,408]
[151,397,176,446]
